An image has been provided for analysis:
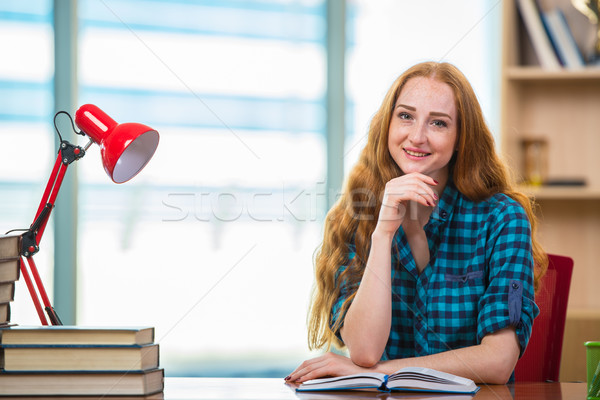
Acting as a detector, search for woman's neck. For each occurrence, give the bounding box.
[430,168,450,198]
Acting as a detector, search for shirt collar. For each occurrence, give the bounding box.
[429,179,459,223]
[393,181,459,277]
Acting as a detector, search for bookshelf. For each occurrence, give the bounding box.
[506,66,600,80]
[519,185,600,200]
[501,1,600,382]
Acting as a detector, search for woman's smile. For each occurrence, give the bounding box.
[403,147,431,158]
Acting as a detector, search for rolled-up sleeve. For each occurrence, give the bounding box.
[476,203,539,356]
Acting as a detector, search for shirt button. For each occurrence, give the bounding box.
[440,211,448,219]
[512,282,520,289]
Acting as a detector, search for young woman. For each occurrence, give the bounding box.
[287,62,547,384]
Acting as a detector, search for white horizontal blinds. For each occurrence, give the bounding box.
[0,0,55,324]
[77,0,326,377]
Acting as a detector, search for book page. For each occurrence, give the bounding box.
[387,367,476,392]
[299,372,385,390]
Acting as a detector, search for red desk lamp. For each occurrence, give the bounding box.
[13,104,159,325]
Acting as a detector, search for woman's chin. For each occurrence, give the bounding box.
[397,161,449,181]
[399,166,431,176]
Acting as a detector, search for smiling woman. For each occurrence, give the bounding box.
[288,62,548,385]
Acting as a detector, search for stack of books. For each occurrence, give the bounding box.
[0,235,21,326]
[0,326,164,396]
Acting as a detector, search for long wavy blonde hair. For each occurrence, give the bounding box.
[307,62,547,351]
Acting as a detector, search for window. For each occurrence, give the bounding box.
[0,0,500,377]
[0,0,55,323]
[76,0,326,376]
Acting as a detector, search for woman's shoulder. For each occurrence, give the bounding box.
[451,191,531,239]
[456,190,527,218]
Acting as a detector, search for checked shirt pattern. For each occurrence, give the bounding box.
[331,181,538,361]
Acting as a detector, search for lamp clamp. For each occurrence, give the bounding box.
[20,203,53,257]
[21,230,39,257]
[59,140,85,165]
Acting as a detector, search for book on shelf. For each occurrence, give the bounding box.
[0,368,164,396]
[0,282,14,303]
[296,367,479,394]
[0,325,154,345]
[541,8,585,69]
[0,259,19,283]
[0,303,10,326]
[0,235,20,327]
[0,343,159,372]
[516,0,561,69]
[0,235,20,261]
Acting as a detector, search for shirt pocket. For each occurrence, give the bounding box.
[435,270,486,323]
[445,270,484,284]
[427,269,486,351]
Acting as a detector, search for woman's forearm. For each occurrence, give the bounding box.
[373,327,521,384]
[340,229,395,367]
[287,328,520,384]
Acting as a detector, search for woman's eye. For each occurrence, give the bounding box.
[398,112,412,120]
[432,120,447,128]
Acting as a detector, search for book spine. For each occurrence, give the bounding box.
[0,303,10,324]
[0,235,21,260]
[0,326,155,345]
[1,344,159,372]
[552,9,585,68]
[0,259,20,283]
[516,0,561,69]
[0,283,15,303]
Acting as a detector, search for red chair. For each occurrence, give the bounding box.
[514,254,574,382]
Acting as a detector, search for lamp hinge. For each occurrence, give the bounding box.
[59,140,86,165]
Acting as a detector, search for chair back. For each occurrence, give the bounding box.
[514,254,573,382]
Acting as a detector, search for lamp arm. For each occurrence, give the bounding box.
[31,110,87,245]
[18,138,85,326]
[24,140,85,256]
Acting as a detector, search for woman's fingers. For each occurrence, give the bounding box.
[383,185,435,209]
[286,355,330,382]
[380,178,438,216]
[289,359,330,383]
[286,353,361,383]
[385,174,439,207]
[403,172,438,187]
[286,357,320,379]
[375,173,439,234]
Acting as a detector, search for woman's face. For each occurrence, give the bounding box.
[387,76,458,182]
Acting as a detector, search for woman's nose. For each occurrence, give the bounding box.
[408,122,427,143]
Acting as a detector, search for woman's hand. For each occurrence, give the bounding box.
[375,172,438,236]
[286,352,375,383]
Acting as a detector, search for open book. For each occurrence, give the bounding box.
[296,367,479,394]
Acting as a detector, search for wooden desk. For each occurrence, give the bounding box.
[164,378,587,400]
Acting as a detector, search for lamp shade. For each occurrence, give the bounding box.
[74,104,159,183]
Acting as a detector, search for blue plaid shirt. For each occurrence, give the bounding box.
[331,182,538,361]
